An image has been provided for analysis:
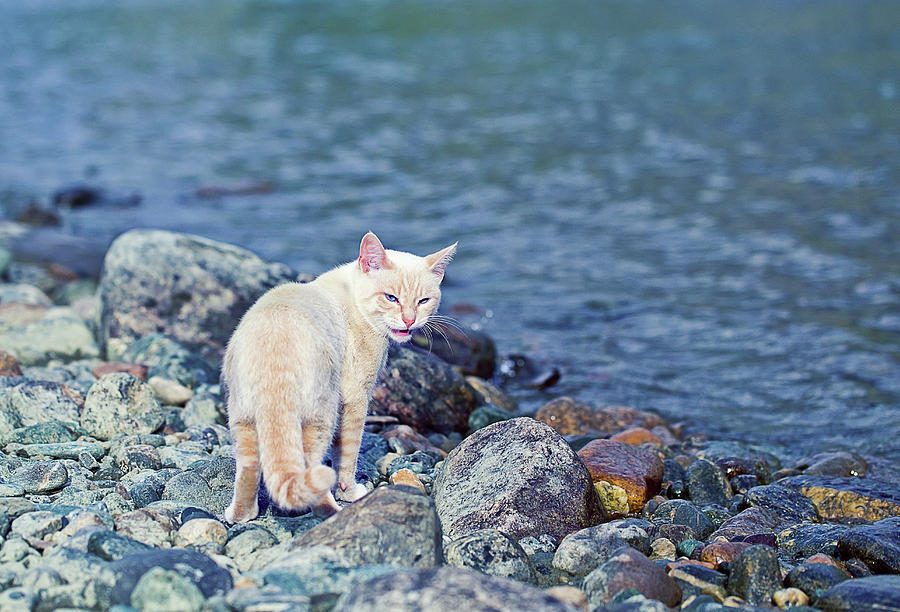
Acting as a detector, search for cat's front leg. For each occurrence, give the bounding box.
[333,395,369,503]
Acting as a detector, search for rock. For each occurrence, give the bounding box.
[699,541,754,568]
[669,563,728,602]
[465,376,517,412]
[553,522,650,578]
[544,585,587,610]
[686,459,732,507]
[80,373,164,441]
[114,508,178,548]
[577,439,663,513]
[707,507,779,541]
[773,587,809,608]
[91,361,149,381]
[0,380,83,433]
[0,307,99,365]
[100,229,297,361]
[370,345,483,435]
[582,546,682,608]
[87,529,152,561]
[380,424,446,456]
[0,588,36,611]
[649,522,696,545]
[224,527,278,571]
[444,529,536,583]
[10,511,63,540]
[785,563,849,604]
[0,419,83,447]
[292,485,440,567]
[610,427,663,446]
[651,499,715,540]
[118,335,218,388]
[410,320,497,379]
[728,544,782,606]
[332,566,578,611]
[0,284,52,306]
[837,517,900,574]
[258,559,398,606]
[778,523,849,558]
[745,484,819,525]
[650,537,677,561]
[174,518,228,551]
[106,548,233,606]
[161,457,234,515]
[730,474,760,494]
[130,566,205,612]
[0,351,22,377]
[468,403,513,432]
[817,575,900,612]
[389,468,426,492]
[796,452,867,478]
[595,480,631,516]
[433,417,605,541]
[535,397,665,437]
[147,376,193,406]
[8,460,69,493]
[182,392,224,427]
[778,475,900,522]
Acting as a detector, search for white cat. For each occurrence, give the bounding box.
[223,232,456,522]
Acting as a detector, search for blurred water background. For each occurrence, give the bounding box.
[1,0,898,476]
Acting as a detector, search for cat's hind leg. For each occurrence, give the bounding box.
[302,417,341,516]
[224,422,261,523]
[333,395,369,503]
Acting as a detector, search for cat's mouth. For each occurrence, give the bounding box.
[390,328,412,341]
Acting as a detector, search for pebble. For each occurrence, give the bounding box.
[773,587,809,609]
[594,480,631,516]
[686,459,733,507]
[744,483,819,524]
[817,575,900,612]
[650,537,677,561]
[582,546,682,608]
[727,544,782,605]
[777,522,848,558]
[130,567,205,612]
[610,427,663,446]
[553,521,650,577]
[836,516,900,574]
[578,439,664,512]
[651,499,715,540]
[174,518,228,550]
[535,397,665,436]
[543,585,588,610]
[91,361,149,381]
[8,460,69,494]
[785,562,849,604]
[114,508,178,548]
[148,375,193,406]
[668,563,728,602]
[699,541,753,568]
[444,529,536,583]
[388,467,427,492]
[707,506,779,541]
[80,373,164,441]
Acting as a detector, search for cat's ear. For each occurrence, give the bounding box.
[359,232,389,274]
[425,242,457,280]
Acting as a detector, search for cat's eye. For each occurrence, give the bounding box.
[384,293,399,303]
[418,297,431,305]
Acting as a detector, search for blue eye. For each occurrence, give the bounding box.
[384,293,399,303]
[418,297,430,305]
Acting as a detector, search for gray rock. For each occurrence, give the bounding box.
[686,459,732,507]
[80,373,164,441]
[668,564,728,603]
[0,284,52,306]
[0,420,83,447]
[332,566,579,611]
[291,485,441,568]
[785,563,849,604]
[0,588,36,612]
[370,344,483,435]
[225,527,279,572]
[182,392,224,427]
[10,511,63,540]
[8,460,69,493]
[444,529,536,583]
[105,548,233,606]
[518,534,558,556]
[837,517,900,574]
[0,381,83,434]
[161,457,234,515]
[553,522,650,578]
[38,544,113,587]
[433,417,605,541]
[817,575,900,612]
[113,508,178,548]
[130,567,205,612]
[87,529,152,561]
[259,562,398,605]
[582,546,682,608]
[100,229,297,362]
[18,441,104,461]
[745,484,820,525]
[777,523,849,558]
[651,499,715,540]
[119,335,218,389]
[727,544,781,606]
[707,506,780,541]
[225,587,310,612]
[0,307,99,365]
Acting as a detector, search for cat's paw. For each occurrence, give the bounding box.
[335,481,368,503]
[224,498,259,523]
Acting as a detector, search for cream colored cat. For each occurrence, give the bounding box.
[222,232,456,522]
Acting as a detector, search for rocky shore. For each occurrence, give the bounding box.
[0,228,897,611]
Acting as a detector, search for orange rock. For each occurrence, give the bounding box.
[666,559,716,572]
[699,541,753,567]
[805,553,843,569]
[536,397,667,437]
[610,427,663,446]
[381,425,447,457]
[0,350,22,377]
[389,468,427,493]
[92,361,149,381]
[577,439,663,512]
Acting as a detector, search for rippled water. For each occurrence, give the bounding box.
[2,0,899,476]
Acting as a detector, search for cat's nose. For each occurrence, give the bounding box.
[402,315,416,328]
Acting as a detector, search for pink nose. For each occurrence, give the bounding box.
[402,315,416,328]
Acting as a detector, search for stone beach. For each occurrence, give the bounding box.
[0,228,897,611]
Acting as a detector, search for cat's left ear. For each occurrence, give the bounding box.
[425,242,457,280]
[359,232,389,274]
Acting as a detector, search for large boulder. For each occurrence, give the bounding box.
[777,475,900,522]
[99,229,297,361]
[80,373,165,441]
[290,485,441,568]
[332,566,579,612]
[433,417,605,541]
[370,345,483,435]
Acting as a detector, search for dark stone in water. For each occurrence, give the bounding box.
[817,575,900,612]
[837,517,900,574]
[785,562,849,604]
[778,523,849,559]
[777,475,900,522]
[668,563,728,602]
[731,533,777,548]
[730,474,759,495]
[410,321,496,379]
[52,184,104,208]
[727,544,781,605]
[796,452,867,478]
[651,499,714,540]
[662,459,687,485]
[715,456,772,484]
[686,459,732,507]
[745,484,819,525]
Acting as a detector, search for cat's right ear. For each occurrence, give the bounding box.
[359,232,388,274]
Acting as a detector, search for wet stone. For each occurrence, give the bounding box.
[686,459,733,507]
[837,516,900,574]
[444,529,536,583]
[797,452,867,478]
[730,474,759,495]
[582,545,682,608]
[816,575,900,612]
[651,499,715,540]
[785,562,849,604]
[777,475,900,522]
[648,522,696,545]
[708,507,779,541]
[728,544,782,606]
[535,397,666,437]
[745,484,819,525]
[778,523,849,558]
[669,564,728,602]
[578,439,663,513]
[553,521,651,578]
[700,541,754,568]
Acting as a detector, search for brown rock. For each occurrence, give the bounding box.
[0,350,22,377]
[381,424,447,457]
[610,427,662,446]
[389,468,426,493]
[805,553,842,568]
[699,541,754,567]
[707,507,780,541]
[536,397,666,436]
[92,362,149,381]
[544,585,588,610]
[778,475,900,522]
[582,546,682,608]
[465,376,517,412]
[578,439,663,512]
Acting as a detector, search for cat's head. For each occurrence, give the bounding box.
[355,232,456,343]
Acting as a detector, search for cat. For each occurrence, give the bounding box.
[223,232,457,522]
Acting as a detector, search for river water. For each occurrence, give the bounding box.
[2,0,899,476]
